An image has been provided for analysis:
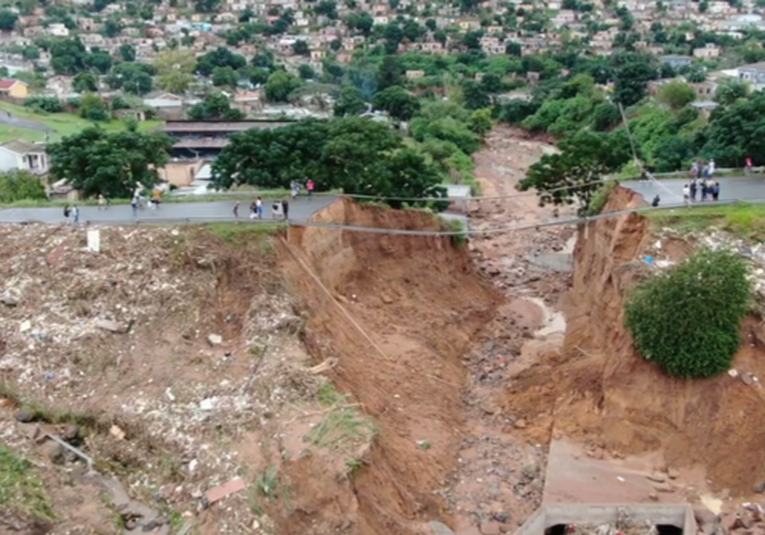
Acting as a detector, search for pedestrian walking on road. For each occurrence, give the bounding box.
[98,194,106,210]
[712,181,720,201]
[63,204,71,223]
[306,179,314,200]
[746,157,754,176]
[131,197,138,217]
[282,198,289,221]
[682,184,690,206]
[256,196,263,219]
[690,179,698,202]
[233,201,240,218]
[71,205,80,225]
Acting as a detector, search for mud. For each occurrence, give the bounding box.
[280,198,498,535]
[505,186,765,497]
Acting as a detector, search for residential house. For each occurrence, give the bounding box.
[693,43,721,59]
[0,79,28,99]
[660,55,693,69]
[0,140,48,174]
[47,23,69,37]
[729,61,765,90]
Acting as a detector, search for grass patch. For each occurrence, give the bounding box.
[305,385,376,450]
[585,179,618,216]
[0,100,162,142]
[202,222,283,247]
[648,202,765,240]
[0,444,55,522]
[248,465,292,516]
[439,217,467,247]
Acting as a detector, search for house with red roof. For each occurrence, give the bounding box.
[0,79,29,99]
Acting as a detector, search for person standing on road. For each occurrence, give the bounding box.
[131,196,138,217]
[282,198,289,221]
[306,179,314,200]
[712,181,720,201]
[63,204,71,223]
[98,194,106,210]
[249,200,257,219]
[746,157,753,176]
[707,159,716,179]
[690,179,698,202]
[682,183,690,206]
[71,205,80,225]
[256,196,263,219]
[233,201,240,218]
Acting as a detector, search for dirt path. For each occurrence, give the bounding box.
[436,126,577,533]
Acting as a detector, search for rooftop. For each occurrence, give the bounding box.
[160,120,295,134]
[0,139,45,154]
[172,138,231,149]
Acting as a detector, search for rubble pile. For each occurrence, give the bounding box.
[566,509,659,535]
[696,502,765,535]
[653,228,765,315]
[0,224,329,533]
[0,225,207,392]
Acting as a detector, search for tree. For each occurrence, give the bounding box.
[372,86,420,121]
[315,0,338,18]
[194,0,220,12]
[613,58,656,106]
[0,170,46,203]
[460,79,491,110]
[187,92,245,120]
[714,79,748,105]
[0,10,18,31]
[119,43,136,62]
[79,93,110,121]
[196,47,246,77]
[657,80,696,110]
[467,108,493,139]
[382,23,404,54]
[212,65,238,87]
[48,128,173,198]
[625,248,750,378]
[264,71,302,102]
[50,38,88,75]
[298,64,315,80]
[154,48,196,93]
[516,129,631,214]
[333,86,366,117]
[377,55,402,91]
[211,117,447,210]
[106,63,153,95]
[701,91,765,166]
[292,39,310,56]
[212,120,330,190]
[73,72,98,93]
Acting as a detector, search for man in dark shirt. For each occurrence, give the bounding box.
[281,198,289,220]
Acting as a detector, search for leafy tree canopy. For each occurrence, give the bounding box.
[516,129,631,214]
[48,128,173,198]
[625,248,750,379]
[211,117,446,209]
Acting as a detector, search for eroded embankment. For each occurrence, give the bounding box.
[504,186,765,495]
[279,199,498,535]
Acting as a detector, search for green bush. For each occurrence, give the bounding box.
[624,248,751,378]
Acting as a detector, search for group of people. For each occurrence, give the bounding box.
[233,197,290,220]
[682,159,721,204]
[683,177,721,204]
[232,179,316,221]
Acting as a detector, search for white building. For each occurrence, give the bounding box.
[0,140,49,174]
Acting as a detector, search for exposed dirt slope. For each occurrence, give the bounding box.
[504,186,765,495]
[280,199,498,535]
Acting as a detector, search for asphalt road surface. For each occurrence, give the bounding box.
[0,196,338,225]
[621,175,765,204]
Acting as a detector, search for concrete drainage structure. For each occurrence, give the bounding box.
[515,504,697,535]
